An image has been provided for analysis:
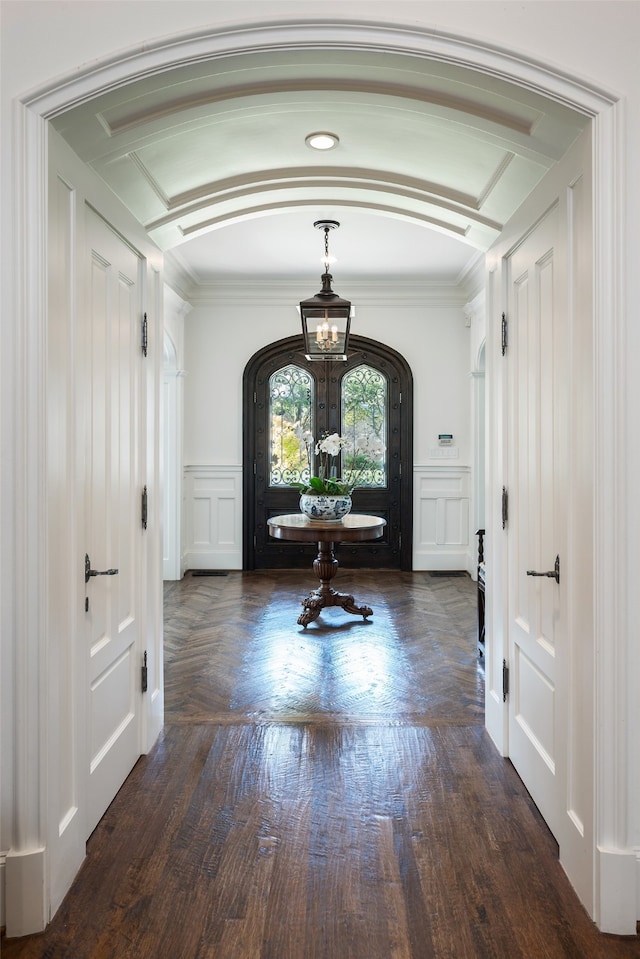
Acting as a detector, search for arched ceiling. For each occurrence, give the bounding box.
[52,45,587,287]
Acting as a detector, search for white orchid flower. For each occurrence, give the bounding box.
[317,432,343,456]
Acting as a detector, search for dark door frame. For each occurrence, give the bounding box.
[243,334,413,570]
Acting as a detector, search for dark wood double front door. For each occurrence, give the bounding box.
[243,335,413,570]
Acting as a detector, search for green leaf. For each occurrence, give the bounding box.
[325,478,350,495]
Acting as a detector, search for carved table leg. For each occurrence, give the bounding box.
[297,539,374,627]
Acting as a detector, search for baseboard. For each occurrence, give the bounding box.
[5,847,47,937]
[183,550,241,570]
[597,846,637,934]
[0,851,5,930]
[412,548,471,572]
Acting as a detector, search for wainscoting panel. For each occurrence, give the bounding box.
[413,466,471,570]
[183,466,242,570]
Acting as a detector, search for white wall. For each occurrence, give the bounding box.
[181,283,474,570]
[467,291,487,550]
[2,2,638,105]
[184,288,471,463]
[163,288,190,579]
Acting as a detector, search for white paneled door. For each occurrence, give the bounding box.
[488,127,594,920]
[85,209,142,834]
[506,205,566,840]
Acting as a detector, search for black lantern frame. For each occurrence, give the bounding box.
[299,221,352,361]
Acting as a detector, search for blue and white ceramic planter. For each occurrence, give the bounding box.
[299,493,352,522]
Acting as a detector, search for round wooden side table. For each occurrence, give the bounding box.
[267,513,386,627]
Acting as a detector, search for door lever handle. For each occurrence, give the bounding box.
[85,553,119,584]
[526,554,560,584]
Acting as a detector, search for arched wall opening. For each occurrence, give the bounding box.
[4,15,631,936]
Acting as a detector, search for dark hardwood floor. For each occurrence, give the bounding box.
[3,570,639,958]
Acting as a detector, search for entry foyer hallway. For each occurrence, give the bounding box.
[4,571,639,958]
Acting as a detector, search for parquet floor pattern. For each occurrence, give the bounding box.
[4,570,639,958]
[163,571,483,726]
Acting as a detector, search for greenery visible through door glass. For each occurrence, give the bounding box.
[269,365,313,486]
[341,365,387,487]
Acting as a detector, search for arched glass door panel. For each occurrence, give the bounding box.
[268,364,313,487]
[341,364,387,488]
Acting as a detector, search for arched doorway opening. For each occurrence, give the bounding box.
[243,335,413,571]
[5,14,630,935]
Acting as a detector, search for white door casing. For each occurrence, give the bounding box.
[163,330,182,581]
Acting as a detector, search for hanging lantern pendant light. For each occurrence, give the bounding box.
[300,220,352,362]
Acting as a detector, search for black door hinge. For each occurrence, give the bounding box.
[502,659,510,702]
[141,485,148,530]
[502,486,508,529]
[501,312,508,356]
[141,313,148,357]
[141,651,148,693]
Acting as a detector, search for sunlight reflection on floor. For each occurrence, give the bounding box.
[232,600,415,720]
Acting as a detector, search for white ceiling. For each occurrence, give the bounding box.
[52,45,587,291]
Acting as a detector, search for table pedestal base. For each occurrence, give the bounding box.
[297,540,373,628]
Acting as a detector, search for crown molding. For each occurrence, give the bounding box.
[184,276,470,309]
[163,250,198,302]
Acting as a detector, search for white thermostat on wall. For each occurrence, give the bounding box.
[438,433,454,446]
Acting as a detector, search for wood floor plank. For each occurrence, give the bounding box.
[3,571,639,958]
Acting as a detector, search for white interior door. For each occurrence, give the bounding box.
[85,208,142,834]
[506,205,566,841]
[486,124,598,917]
[489,126,594,919]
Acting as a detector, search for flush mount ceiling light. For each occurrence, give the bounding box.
[299,220,352,362]
[305,132,339,151]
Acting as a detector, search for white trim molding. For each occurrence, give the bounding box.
[597,847,637,936]
[592,98,636,935]
[5,849,46,938]
[0,851,5,929]
[163,285,190,581]
[6,102,49,937]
